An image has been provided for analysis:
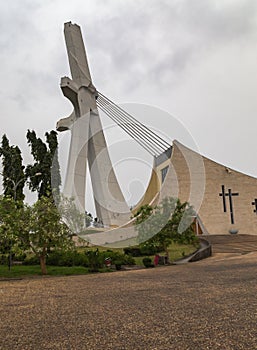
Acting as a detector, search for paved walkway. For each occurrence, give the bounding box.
[204,234,257,254]
[0,252,257,349]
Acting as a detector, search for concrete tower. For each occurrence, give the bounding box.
[57,22,130,227]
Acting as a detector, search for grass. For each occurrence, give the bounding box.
[0,265,112,279]
[168,242,198,262]
[132,242,198,266]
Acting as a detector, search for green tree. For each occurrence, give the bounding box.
[0,196,25,269]
[0,196,74,274]
[26,130,61,199]
[20,197,74,275]
[134,197,197,256]
[0,135,25,201]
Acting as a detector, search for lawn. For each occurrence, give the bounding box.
[168,242,198,261]
[0,265,111,279]
[132,242,198,266]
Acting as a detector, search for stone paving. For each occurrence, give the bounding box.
[0,252,257,349]
[205,234,257,254]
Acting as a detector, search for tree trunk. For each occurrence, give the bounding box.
[39,254,47,275]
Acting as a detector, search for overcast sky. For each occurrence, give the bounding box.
[1,0,257,213]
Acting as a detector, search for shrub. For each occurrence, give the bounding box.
[22,249,136,269]
[23,255,39,265]
[114,260,123,270]
[13,252,27,262]
[46,251,63,266]
[139,244,163,256]
[122,254,135,265]
[124,245,163,257]
[46,250,88,267]
[86,249,103,272]
[101,250,135,265]
[15,250,90,268]
[0,254,8,265]
[123,247,142,257]
[72,252,88,267]
[142,257,154,268]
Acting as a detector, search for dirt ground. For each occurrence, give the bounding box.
[0,252,257,350]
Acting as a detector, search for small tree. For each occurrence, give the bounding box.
[20,197,74,274]
[134,197,196,256]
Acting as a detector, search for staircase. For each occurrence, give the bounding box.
[203,234,257,254]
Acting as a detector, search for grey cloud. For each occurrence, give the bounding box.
[181,0,257,41]
[1,0,256,103]
[83,0,257,93]
[149,0,257,87]
[0,0,257,196]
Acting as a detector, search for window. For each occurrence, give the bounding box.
[161,166,169,183]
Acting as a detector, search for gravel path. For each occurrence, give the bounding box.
[0,252,257,350]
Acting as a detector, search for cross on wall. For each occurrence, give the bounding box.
[219,185,239,224]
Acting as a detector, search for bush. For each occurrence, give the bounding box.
[123,247,142,257]
[22,249,136,269]
[142,257,154,268]
[122,254,135,265]
[101,250,135,266]
[13,252,27,262]
[86,249,103,272]
[139,244,163,256]
[124,245,163,257]
[114,260,123,270]
[23,255,39,265]
[46,251,63,266]
[72,252,89,267]
[0,254,8,265]
[46,250,88,267]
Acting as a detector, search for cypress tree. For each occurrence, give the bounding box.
[0,135,25,201]
[26,130,61,199]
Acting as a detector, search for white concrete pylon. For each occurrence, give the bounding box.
[57,22,130,227]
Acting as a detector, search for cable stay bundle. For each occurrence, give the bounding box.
[96,92,171,157]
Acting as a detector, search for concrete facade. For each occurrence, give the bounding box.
[131,139,257,236]
[149,140,257,235]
